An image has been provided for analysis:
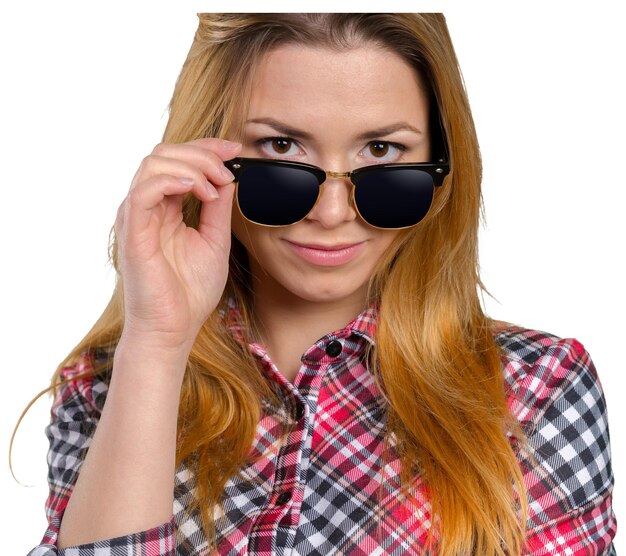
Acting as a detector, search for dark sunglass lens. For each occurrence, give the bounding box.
[354,169,435,228]
[237,164,320,226]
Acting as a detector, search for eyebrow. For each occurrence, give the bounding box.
[245,117,423,141]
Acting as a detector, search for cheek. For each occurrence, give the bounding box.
[372,231,403,266]
[378,231,401,252]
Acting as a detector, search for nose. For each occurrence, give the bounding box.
[305,171,358,228]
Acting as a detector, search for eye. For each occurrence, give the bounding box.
[361,141,407,163]
[255,136,301,157]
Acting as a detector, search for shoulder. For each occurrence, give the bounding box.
[492,322,604,427]
[493,322,614,520]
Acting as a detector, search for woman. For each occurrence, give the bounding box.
[23,13,615,555]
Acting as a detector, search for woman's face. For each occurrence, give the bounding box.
[231,43,431,307]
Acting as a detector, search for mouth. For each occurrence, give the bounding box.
[284,240,367,266]
[286,241,365,251]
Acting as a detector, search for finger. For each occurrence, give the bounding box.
[197,181,236,247]
[138,148,240,195]
[132,155,223,201]
[150,139,242,177]
[161,138,242,186]
[123,174,200,240]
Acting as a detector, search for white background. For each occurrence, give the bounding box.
[1,3,623,554]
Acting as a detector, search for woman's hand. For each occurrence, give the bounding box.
[114,137,242,353]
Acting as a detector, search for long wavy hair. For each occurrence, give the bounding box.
[13,14,528,555]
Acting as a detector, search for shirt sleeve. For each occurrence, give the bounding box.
[519,339,617,555]
[27,353,177,556]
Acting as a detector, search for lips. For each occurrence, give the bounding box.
[287,241,364,251]
[285,240,367,266]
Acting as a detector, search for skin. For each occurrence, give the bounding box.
[56,43,431,546]
[232,44,431,381]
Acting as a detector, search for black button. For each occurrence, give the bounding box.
[276,491,292,506]
[325,340,343,357]
[294,404,305,421]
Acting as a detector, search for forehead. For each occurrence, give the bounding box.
[246,44,429,139]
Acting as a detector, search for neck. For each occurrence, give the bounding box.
[246,270,370,382]
[252,281,367,343]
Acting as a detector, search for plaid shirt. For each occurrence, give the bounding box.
[28,301,616,555]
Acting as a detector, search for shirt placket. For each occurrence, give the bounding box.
[246,334,352,556]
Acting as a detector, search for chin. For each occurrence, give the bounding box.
[281,276,367,305]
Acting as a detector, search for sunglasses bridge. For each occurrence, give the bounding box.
[326,170,351,179]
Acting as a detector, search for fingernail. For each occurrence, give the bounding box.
[222,139,241,149]
[179,177,194,186]
[206,183,219,199]
[221,166,235,181]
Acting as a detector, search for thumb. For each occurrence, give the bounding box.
[197,181,236,245]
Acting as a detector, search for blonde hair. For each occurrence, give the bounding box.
[13,14,527,555]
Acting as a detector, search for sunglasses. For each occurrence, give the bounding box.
[223,157,450,230]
